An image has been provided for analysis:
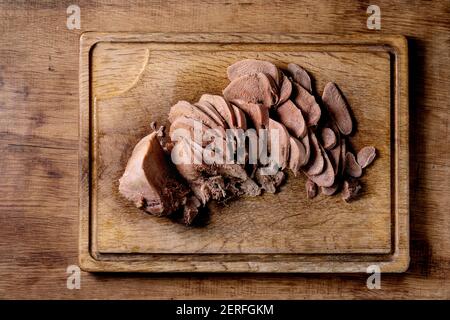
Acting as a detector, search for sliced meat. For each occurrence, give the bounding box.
[217,163,248,181]
[305,144,335,187]
[342,179,362,202]
[321,127,337,150]
[223,73,278,108]
[276,99,307,138]
[227,59,282,86]
[168,100,225,136]
[234,101,269,131]
[231,104,247,130]
[328,143,341,176]
[268,119,291,170]
[303,131,324,176]
[194,100,227,129]
[287,63,312,92]
[339,137,347,176]
[289,136,308,176]
[322,82,353,135]
[292,82,321,127]
[300,133,311,167]
[169,116,213,147]
[119,132,190,216]
[345,152,362,178]
[199,94,236,128]
[305,179,318,199]
[277,74,293,105]
[357,146,377,168]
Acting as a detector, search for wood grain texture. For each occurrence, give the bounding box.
[80,34,407,272]
[0,0,449,298]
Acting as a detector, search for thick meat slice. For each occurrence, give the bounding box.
[227,59,282,86]
[231,104,247,130]
[276,99,307,138]
[288,136,308,176]
[223,73,278,108]
[168,100,224,135]
[199,94,236,128]
[303,131,324,176]
[321,127,337,150]
[287,63,312,92]
[328,143,341,176]
[268,119,291,170]
[194,100,227,129]
[292,83,321,127]
[234,101,269,131]
[277,74,293,105]
[322,82,353,135]
[119,132,190,216]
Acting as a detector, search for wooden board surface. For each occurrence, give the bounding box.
[0,0,449,298]
[79,33,408,272]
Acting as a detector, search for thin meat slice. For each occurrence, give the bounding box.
[288,136,308,176]
[118,132,190,216]
[268,119,291,170]
[223,73,278,109]
[194,100,228,129]
[168,100,224,136]
[357,146,377,168]
[169,116,213,147]
[305,144,335,187]
[321,127,337,150]
[199,94,237,128]
[321,182,340,196]
[300,133,311,167]
[328,143,341,176]
[292,82,321,127]
[276,99,307,138]
[305,179,318,199]
[227,59,282,86]
[287,63,312,92]
[304,131,324,176]
[277,74,293,105]
[345,152,362,178]
[234,101,269,131]
[231,104,247,130]
[322,82,353,135]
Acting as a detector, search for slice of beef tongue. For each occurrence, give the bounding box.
[288,136,309,176]
[194,100,228,129]
[223,73,279,109]
[303,131,324,176]
[304,144,335,188]
[292,82,321,127]
[119,132,190,216]
[276,99,307,138]
[199,94,237,128]
[231,104,247,130]
[268,119,291,170]
[277,74,293,106]
[287,63,312,93]
[234,101,269,131]
[322,82,353,135]
[227,59,282,86]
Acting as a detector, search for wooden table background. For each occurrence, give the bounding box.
[0,0,448,299]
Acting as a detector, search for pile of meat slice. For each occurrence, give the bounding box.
[119,59,377,225]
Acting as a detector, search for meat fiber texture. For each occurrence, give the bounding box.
[119,59,378,225]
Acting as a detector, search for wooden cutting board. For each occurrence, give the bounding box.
[79,33,409,272]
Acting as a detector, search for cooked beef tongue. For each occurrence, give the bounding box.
[118,132,190,216]
[344,152,362,178]
[321,127,337,150]
[303,143,335,188]
[303,131,324,176]
[277,74,293,106]
[276,99,307,138]
[227,59,282,86]
[322,82,353,135]
[357,146,377,168]
[199,94,237,128]
[287,63,312,93]
[268,119,291,170]
[288,136,309,176]
[231,104,247,130]
[194,100,228,129]
[169,116,213,147]
[223,73,279,108]
[234,101,269,131]
[292,82,321,127]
